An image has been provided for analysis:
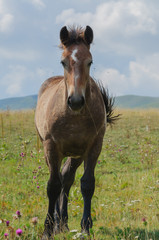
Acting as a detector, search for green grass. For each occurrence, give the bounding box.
[0,109,159,239]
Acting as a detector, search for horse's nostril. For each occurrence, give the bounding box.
[67,96,72,106]
[67,95,85,111]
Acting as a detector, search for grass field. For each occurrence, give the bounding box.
[0,109,159,240]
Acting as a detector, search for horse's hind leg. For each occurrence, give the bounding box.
[42,139,62,240]
[54,157,83,233]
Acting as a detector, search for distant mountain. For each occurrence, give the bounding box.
[0,95,37,110]
[0,94,158,110]
[115,95,159,109]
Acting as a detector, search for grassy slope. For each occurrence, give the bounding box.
[0,109,159,239]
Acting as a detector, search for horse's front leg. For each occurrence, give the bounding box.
[54,157,83,233]
[42,139,62,240]
[80,133,104,234]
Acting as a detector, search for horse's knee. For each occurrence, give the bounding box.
[80,175,95,199]
[47,177,62,200]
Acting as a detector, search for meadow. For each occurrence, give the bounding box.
[0,109,159,240]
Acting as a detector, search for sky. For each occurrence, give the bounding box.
[0,0,159,99]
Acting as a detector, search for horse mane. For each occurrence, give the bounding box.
[60,26,87,48]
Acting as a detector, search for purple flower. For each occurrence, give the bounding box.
[33,176,36,179]
[16,210,21,217]
[38,166,41,169]
[37,186,40,189]
[142,217,146,222]
[142,217,147,226]
[16,229,23,236]
[4,233,9,238]
[20,152,25,157]
[118,149,122,152]
[6,220,10,226]
[98,160,100,164]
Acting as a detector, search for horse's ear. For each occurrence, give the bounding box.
[84,26,93,45]
[60,26,69,46]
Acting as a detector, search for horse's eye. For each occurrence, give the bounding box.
[88,61,93,67]
[61,60,66,68]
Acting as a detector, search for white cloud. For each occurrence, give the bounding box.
[56,8,92,26]
[0,13,13,32]
[0,0,14,32]
[2,65,27,96]
[0,48,40,61]
[129,54,159,88]
[56,1,157,36]
[94,53,159,96]
[1,65,52,97]
[56,0,158,56]
[94,68,128,96]
[29,0,45,9]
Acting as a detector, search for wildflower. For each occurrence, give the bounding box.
[6,220,10,226]
[37,186,40,189]
[118,149,122,152]
[142,217,147,226]
[38,166,41,169]
[33,176,36,179]
[16,228,23,236]
[31,217,38,225]
[20,152,25,157]
[4,233,9,238]
[98,160,100,164]
[16,210,21,218]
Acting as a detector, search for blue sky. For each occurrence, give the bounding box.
[0,0,159,99]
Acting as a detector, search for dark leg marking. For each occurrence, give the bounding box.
[41,139,62,239]
[54,157,83,233]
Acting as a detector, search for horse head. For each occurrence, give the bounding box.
[60,26,93,111]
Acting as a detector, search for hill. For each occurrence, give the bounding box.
[116,95,159,109]
[0,95,37,110]
[0,94,158,110]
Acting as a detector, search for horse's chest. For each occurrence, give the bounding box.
[52,117,96,141]
[50,114,103,156]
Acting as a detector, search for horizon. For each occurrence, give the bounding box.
[0,93,159,102]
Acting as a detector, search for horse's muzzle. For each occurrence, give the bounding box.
[67,95,85,111]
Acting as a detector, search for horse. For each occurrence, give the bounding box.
[35,25,119,239]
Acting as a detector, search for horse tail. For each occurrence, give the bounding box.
[97,81,120,125]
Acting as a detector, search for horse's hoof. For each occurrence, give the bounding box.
[79,231,88,240]
[54,223,69,235]
[41,230,53,240]
[41,233,49,240]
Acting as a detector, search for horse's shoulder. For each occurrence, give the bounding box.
[38,76,63,98]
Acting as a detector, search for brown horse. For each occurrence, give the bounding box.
[35,26,118,239]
